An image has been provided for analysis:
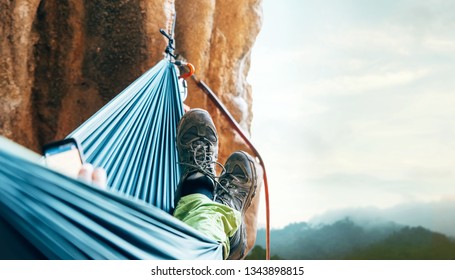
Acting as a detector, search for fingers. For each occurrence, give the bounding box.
[78,163,107,189]
[92,167,107,189]
[78,163,94,182]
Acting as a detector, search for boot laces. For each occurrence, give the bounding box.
[178,140,224,181]
[213,173,242,202]
[191,140,214,171]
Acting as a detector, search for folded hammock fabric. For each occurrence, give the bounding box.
[0,59,223,259]
[69,59,183,213]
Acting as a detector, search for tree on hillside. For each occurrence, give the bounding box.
[245,245,281,260]
[347,226,455,260]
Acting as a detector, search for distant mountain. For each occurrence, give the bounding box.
[310,199,455,237]
[253,218,401,259]
[347,226,455,260]
[249,218,455,260]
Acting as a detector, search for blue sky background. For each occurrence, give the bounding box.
[249,0,455,230]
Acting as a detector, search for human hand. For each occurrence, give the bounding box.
[78,163,107,189]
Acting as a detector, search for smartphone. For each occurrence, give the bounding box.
[42,138,84,178]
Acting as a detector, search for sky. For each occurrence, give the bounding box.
[249,0,455,229]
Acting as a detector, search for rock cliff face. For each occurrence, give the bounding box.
[1,0,262,152]
[1,0,263,257]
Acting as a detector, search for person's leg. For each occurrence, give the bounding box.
[173,193,240,257]
[173,109,258,259]
[173,152,259,259]
[214,151,259,259]
[174,108,219,205]
[173,109,241,257]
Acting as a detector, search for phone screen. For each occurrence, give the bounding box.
[44,141,83,178]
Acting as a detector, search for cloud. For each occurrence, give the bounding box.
[423,36,455,53]
[303,68,430,96]
[310,197,455,237]
[251,0,455,229]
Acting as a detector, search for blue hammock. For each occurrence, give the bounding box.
[0,59,223,259]
[69,59,182,213]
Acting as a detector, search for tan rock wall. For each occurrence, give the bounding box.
[1,0,262,153]
[176,0,263,159]
[0,0,41,150]
[0,0,263,257]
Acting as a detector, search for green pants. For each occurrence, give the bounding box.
[173,193,241,258]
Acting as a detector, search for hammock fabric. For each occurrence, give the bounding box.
[69,59,183,213]
[0,59,224,259]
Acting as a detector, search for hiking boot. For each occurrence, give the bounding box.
[174,109,219,205]
[215,150,258,259]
